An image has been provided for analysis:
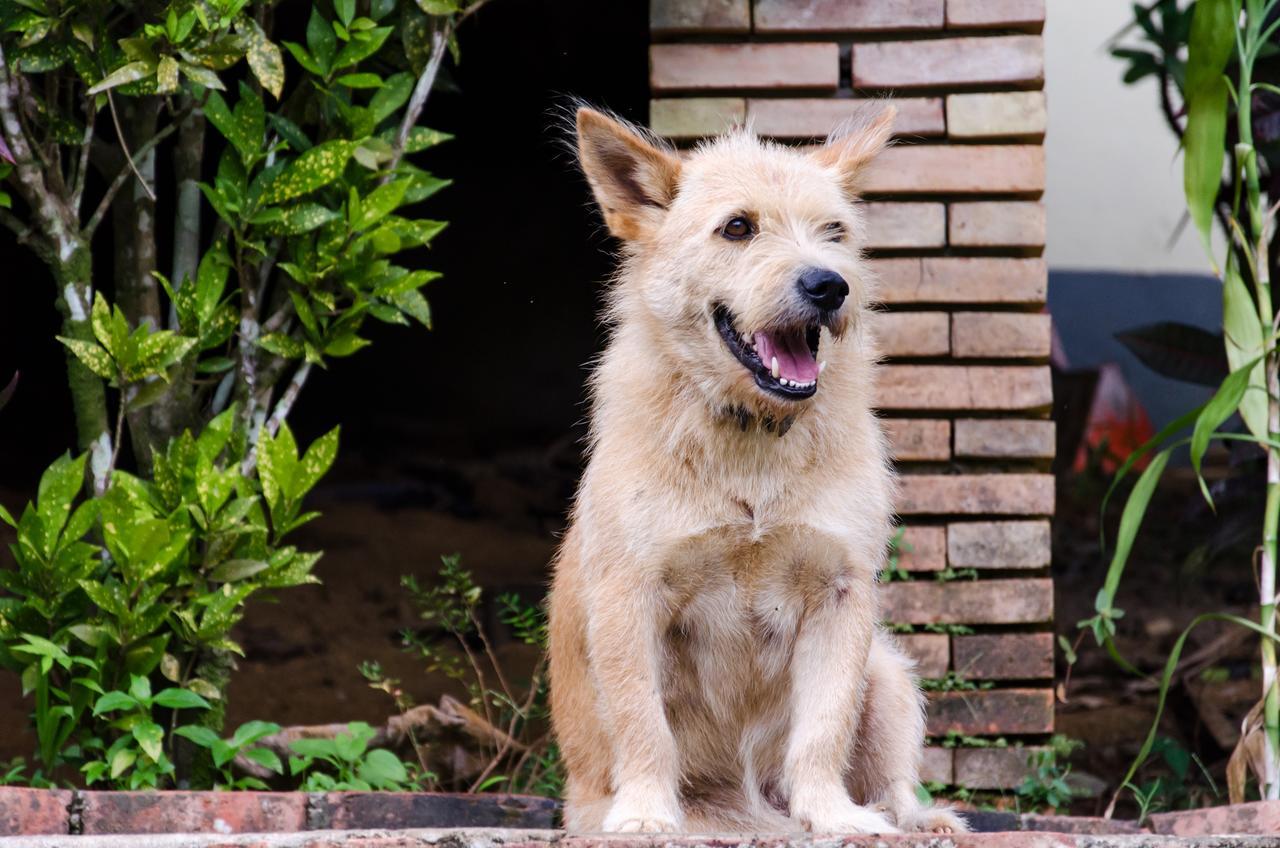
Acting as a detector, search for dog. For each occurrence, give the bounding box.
[546,105,966,836]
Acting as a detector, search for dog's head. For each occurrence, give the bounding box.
[576,106,893,415]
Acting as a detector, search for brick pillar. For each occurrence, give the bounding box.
[649,0,1053,792]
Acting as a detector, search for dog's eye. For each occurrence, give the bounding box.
[720,216,755,241]
[823,222,846,241]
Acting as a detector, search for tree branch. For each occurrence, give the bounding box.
[83,120,179,238]
[105,90,156,203]
[71,96,96,215]
[384,20,450,180]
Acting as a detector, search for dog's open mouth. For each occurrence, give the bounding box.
[714,305,822,401]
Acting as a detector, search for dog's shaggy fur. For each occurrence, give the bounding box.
[547,107,966,836]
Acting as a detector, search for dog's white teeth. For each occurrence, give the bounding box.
[771,356,780,379]
[818,360,827,375]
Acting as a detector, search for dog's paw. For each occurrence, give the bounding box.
[601,791,681,834]
[901,807,969,835]
[607,818,680,834]
[792,792,900,834]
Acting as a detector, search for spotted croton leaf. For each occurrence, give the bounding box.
[57,338,115,380]
[243,18,284,99]
[87,60,155,95]
[261,140,356,205]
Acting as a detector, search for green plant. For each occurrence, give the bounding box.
[1098,0,1280,807]
[919,671,994,693]
[933,567,978,583]
[883,526,911,582]
[287,721,414,791]
[0,0,497,788]
[1016,735,1083,813]
[174,720,284,789]
[81,673,212,788]
[937,731,1008,749]
[381,554,560,796]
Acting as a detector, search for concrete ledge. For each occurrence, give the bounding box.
[4,828,1280,848]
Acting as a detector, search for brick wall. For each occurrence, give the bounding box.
[648,0,1053,792]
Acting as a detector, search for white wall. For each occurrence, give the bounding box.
[1045,0,1215,273]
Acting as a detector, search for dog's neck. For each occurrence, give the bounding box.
[716,403,801,438]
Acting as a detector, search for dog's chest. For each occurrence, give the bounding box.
[661,525,855,696]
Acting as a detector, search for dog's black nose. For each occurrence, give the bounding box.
[798,267,849,311]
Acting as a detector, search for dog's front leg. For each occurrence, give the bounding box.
[783,571,898,834]
[586,569,682,833]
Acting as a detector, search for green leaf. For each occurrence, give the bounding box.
[416,0,460,13]
[208,558,269,581]
[261,140,356,205]
[258,333,305,359]
[156,56,179,94]
[204,91,257,164]
[36,452,87,550]
[242,747,284,774]
[273,203,340,235]
[1182,0,1239,262]
[335,0,357,25]
[306,7,336,71]
[59,338,115,379]
[180,62,225,90]
[110,746,136,778]
[1222,262,1268,440]
[1189,355,1262,506]
[243,18,285,99]
[92,691,139,715]
[324,334,370,357]
[88,60,156,95]
[352,179,409,230]
[295,427,339,495]
[369,72,413,124]
[336,72,381,88]
[357,748,408,788]
[152,688,212,711]
[333,26,392,70]
[1098,447,1173,618]
[132,721,164,761]
[399,126,452,153]
[173,725,220,748]
[230,720,282,749]
[129,674,153,704]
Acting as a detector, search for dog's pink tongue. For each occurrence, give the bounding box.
[756,330,819,382]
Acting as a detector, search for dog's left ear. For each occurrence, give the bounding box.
[811,106,896,198]
[576,107,682,241]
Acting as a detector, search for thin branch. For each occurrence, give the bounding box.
[384,20,450,180]
[83,121,179,238]
[70,96,96,213]
[263,360,310,439]
[105,90,156,203]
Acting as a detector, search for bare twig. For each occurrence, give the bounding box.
[467,656,545,793]
[70,96,96,214]
[84,121,179,238]
[263,361,311,439]
[105,90,156,202]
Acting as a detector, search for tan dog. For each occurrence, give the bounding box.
[547,106,965,836]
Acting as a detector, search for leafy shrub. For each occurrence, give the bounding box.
[288,721,417,791]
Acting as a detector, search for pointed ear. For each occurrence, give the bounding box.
[576,107,682,241]
[811,105,896,197]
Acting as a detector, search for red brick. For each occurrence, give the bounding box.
[899,473,1054,515]
[885,419,951,462]
[948,92,1048,139]
[650,44,838,93]
[650,98,745,139]
[949,201,1046,247]
[872,311,950,356]
[954,419,1055,459]
[879,366,1052,411]
[875,258,1046,305]
[954,746,1043,789]
[1149,801,1280,836]
[864,146,1045,195]
[748,98,945,139]
[948,520,1051,567]
[951,313,1051,358]
[651,0,749,34]
[755,0,944,32]
[927,688,1054,736]
[864,203,946,250]
[1022,814,1149,834]
[79,791,307,835]
[853,36,1043,89]
[954,633,1054,679]
[900,525,947,571]
[0,787,70,835]
[897,632,950,677]
[947,0,1046,29]
[882,578,1053,624]
[921,746,954,785]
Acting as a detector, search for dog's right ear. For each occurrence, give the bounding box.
[576,108,681,241]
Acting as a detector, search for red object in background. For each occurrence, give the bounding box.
[1073,362,1156,474]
